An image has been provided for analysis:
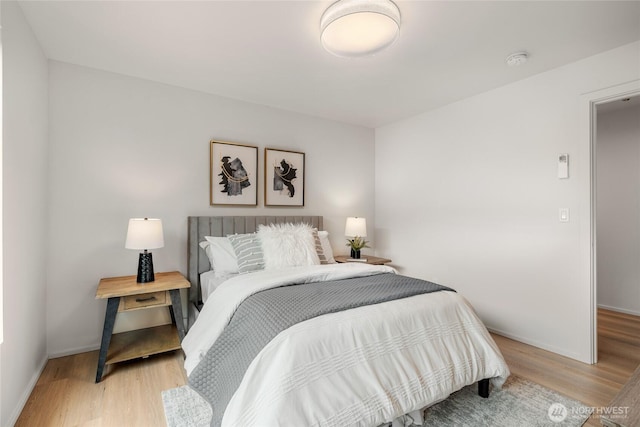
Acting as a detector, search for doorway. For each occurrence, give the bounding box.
[590,88,640,363]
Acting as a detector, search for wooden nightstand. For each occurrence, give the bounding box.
[334,255,392,265]
[95,271,190,382]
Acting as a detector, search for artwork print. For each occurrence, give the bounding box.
[220,157,250,196]
[265,148,305,206]
[210,141,258,206]
[273,159,297,197]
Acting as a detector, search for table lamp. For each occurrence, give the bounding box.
[345,217,368,259]
[125,218,164,283]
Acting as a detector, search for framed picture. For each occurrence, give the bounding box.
[210,140,258,206]
[264,148,305,207]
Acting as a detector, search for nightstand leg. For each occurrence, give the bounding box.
[169,289,185,341]
[95,297,120,383]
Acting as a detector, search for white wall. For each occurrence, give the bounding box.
[375,41,640,363]
[0,3,3,422]
[0,5,3,424]
[1,2,49,426]
[47,61,375,356]
[596,104,640,316]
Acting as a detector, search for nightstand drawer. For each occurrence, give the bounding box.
[122,291,167,310]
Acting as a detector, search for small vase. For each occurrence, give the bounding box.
[351,248,361,259]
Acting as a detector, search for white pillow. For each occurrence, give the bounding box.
[318,230,335,263]
[199,236,239,277]
[258,223,320,270]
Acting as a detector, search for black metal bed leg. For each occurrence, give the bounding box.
[478,378,490,398]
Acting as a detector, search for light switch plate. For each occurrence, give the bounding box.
[558,154,569,179]
[559,208,570,222]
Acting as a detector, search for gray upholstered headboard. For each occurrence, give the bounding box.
[187,216,323,307]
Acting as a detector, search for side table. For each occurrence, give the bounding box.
[334,255,392,265]
[95,271,190,382]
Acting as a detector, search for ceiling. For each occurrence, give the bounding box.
[18,1,640,128]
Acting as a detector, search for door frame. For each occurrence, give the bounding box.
[581,80,640,364]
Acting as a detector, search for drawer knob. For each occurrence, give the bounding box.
[135,296,157,303]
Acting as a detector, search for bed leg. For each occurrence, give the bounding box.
[478,378,490,398]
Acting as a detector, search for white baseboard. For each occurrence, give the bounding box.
[598,304,640,317]
[6,353,48,427]
[48,343,100,359]
[487,326,589,364]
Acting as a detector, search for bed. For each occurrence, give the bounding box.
[183,215,509,427]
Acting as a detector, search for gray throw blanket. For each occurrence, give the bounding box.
[188,272,454,427]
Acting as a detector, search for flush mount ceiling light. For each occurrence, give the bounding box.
[506,51,529,67]
[320,0,401,58]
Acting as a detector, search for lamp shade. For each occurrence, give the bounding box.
[320,0,401,57]
[345,217,367,237]
[125,218,164,250]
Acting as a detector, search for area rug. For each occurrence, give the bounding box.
[162,375,592,427]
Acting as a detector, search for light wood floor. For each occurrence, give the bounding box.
[495,308,640,426]
[15,308,640,427]
[15,351,187,427]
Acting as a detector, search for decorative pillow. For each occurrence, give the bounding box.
[318,230,336,263]
[199,236,239,277]
[258,223,320,270]
[227,233,265,274]
[313,229,328,264]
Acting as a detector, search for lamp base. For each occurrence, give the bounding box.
[350,248,361,259]
[137,251,155,283]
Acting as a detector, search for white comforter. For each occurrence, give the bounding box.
[182,263,510,427]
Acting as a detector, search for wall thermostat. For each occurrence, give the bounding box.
[558,154,569,179]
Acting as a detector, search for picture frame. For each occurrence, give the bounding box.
[264,148,305,207]
[210,140,258,206]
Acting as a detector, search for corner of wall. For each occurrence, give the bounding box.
[2,353,47,427]
[1,1,50,425]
